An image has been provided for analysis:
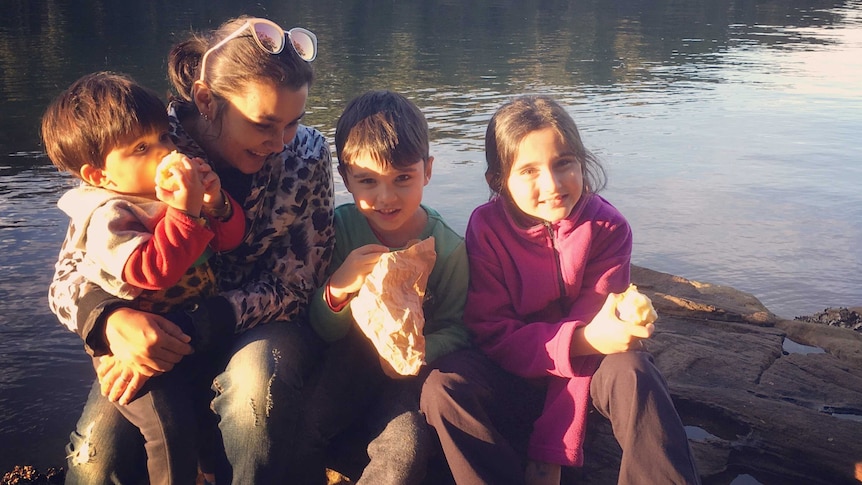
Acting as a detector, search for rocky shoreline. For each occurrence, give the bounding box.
[5,266,861,485]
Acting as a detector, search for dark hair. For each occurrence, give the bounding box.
[335,90,429,172]
[41,71,167,176]
[167,15,315,119]
[484,95,606,197]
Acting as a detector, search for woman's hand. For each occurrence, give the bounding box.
[103,307,194,376]
[572,294,654,356]
[197,160,223,210]
[327,244,390,306]
[97,355,150,405]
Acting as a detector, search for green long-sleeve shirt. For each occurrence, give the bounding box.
[309,203,471,364]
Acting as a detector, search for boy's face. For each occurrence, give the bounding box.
[343,155,434,246]
[101,130,177,197]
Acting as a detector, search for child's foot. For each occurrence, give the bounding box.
[525,460,561,485]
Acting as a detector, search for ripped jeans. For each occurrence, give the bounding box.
[65,321,324,484]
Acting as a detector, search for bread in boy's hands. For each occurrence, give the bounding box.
[154,150,185,191]
[350,237,437,376]
[612,284,658,326]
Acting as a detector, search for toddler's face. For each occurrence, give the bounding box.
[506,127,583,223]
[101,130,176,197]
[343,155,433,247]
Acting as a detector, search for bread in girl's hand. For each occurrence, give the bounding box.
[613,284,658,326]
[155,150,185,191]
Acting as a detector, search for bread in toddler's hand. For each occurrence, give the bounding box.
[350,237,437,376]
[611,284,658,326]
[154,150,186,191]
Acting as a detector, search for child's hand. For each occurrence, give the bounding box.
[155,155,206,217]
[97,355,151,405]
[328,244,390,306]
[581,293,654,355]
[198,162,223,209]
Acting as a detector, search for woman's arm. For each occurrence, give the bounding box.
[207,191,246,251]
[48,220,193,369]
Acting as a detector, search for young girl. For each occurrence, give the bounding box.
[420,95,700,484]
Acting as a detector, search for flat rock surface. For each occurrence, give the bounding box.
[588,265,862,485]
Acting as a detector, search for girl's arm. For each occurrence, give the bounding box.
[464,209,633,380]
[465,248,581,379]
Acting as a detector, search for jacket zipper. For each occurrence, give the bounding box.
[544,222,567,309]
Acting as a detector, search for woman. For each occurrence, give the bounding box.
[49,16,334,483]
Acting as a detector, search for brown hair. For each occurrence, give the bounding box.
[335,90,429,172]
[40,71,167,176]
[484,95,606,198]
[167,15,315,120]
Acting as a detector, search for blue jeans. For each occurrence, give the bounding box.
[64,321,324,484]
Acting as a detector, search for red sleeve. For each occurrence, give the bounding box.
[122,208,213,290]
[207,192,246,251]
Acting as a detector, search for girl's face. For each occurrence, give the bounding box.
[505,127,583,223]
[205,80,308,174]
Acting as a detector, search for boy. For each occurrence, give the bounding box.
[297,90,471,484]
[41,71,244,484]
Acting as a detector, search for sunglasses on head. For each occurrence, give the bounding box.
[199,18,318,83]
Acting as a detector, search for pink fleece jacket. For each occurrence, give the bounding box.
[463,193,632,466]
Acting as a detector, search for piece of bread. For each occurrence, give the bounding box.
[350,237,437,376]
[154,150,185,191]
[614,284,658,326]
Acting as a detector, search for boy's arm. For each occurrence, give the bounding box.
[422,239,472,364]
[121,207,214,290]
[308,281,355,342]
[49,215,194,364]
[309,242,389,341]
[308,234,350,341]
[48,225,123,354]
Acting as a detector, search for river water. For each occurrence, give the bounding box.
[1,0,860,474]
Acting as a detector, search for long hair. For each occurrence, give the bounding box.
[484,95,606,199]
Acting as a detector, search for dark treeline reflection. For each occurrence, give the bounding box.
[0,0,851,158]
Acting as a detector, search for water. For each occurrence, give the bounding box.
[1,0,861,473]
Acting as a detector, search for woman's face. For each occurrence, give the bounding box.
[206,80,308,174]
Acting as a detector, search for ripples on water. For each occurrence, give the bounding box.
[0,161,94,469]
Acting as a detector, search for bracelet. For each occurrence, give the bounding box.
[208,189,233,221]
